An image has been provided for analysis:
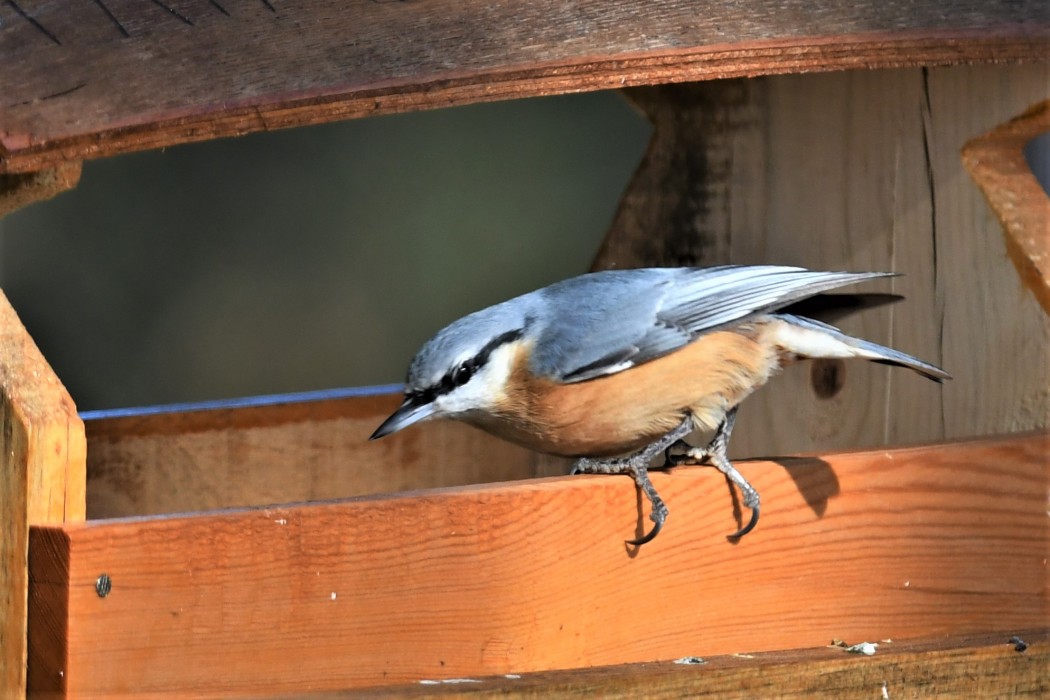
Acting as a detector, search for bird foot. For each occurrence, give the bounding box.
[662,411,761,540]
[572,455,668,546]
[570,411,762,544]
[571,415,695,546]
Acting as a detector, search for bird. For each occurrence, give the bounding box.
[370,265,950,546]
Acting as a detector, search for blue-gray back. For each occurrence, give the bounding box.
[529,266,892,382]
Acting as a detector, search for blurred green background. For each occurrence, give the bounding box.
[0,92,651,411]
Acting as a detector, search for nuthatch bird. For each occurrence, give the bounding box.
[371,265,950,545]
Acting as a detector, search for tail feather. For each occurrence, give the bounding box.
[772,314,951,382]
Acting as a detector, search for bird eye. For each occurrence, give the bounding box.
[451,361,473,386]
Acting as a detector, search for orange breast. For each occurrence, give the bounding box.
[467,323,783,458]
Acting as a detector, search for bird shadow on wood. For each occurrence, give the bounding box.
[766,455,840,517]
[718,456,838,544]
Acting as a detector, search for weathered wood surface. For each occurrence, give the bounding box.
[28,433,1047,698]
[1,1,1046,175]
[281,631,1050,698]
[83,388,568,519]
[0,161,80,219]
[594,63,1050,458]
[0,290,85,699]
[963,100,1050,315]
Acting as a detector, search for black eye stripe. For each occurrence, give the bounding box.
[474,329,524,367]
[413,328,524,402]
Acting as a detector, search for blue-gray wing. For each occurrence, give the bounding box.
[530,265,893,383]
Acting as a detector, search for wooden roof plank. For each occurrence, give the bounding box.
[2,0,1047,173]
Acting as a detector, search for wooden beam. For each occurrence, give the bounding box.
[0,290,85,699]
[28,433,1047,697]
[278,630,1050,698]
[1,1,1046,174]
[963,100,1050,315]
[83,389,568,519]
[592,80,754,268]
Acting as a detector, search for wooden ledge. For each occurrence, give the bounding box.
[1,1,1047,174]
[311,630,1050,698]
[28,432,1047,697]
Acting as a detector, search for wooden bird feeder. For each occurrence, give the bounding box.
[2,1,1047,697]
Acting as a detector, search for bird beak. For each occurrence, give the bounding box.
[369,398,436,440]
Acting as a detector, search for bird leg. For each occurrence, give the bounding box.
[665,408,760,540]
[571,415,696,546]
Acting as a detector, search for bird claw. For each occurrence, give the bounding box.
[726,503,760,540]
[626,514,663,546]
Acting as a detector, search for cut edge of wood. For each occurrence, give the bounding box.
[962,99,1050,315]
[0,162,82,219]
[26,528,70,697]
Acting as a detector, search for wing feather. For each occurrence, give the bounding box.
[532,266,893,383]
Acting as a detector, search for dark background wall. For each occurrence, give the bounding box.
[0,92,651,411]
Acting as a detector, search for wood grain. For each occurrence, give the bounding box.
[28,433,1047,698]
[83,388,568,519]
[0,1,1046,175]
[0,290,85,699]
[594,63,1050,458]
[963,100,1050,315]
[279,631,1050,698]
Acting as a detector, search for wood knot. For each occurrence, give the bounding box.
[810,359,845,399]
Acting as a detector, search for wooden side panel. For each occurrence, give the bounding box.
[1,0,1046,175]
[595,62,1050,457]
[926,66,1050,438]
[30,434,1047,698]
[84,391,569,519]
[0,290,85,699]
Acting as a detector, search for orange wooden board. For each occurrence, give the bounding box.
[28,433,1047,698]
[1,0,1046,174]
